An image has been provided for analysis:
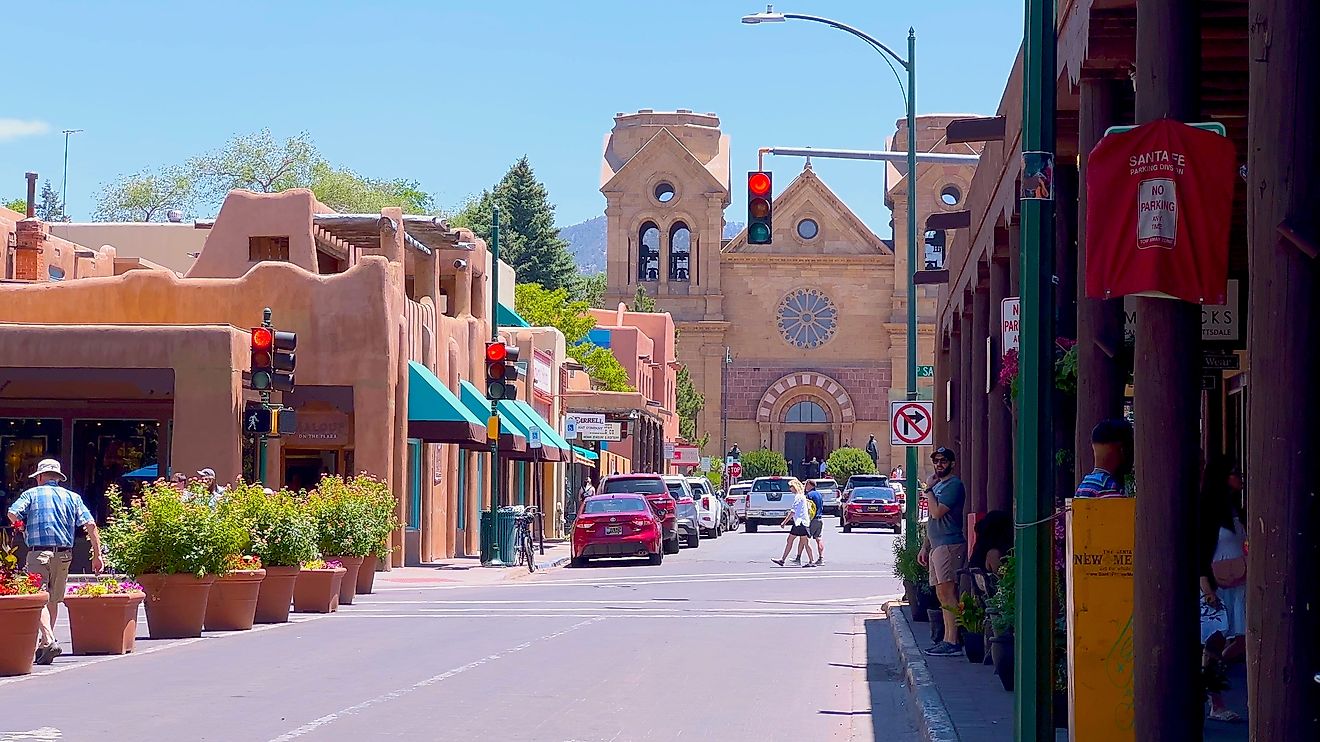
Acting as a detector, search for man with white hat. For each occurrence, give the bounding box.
[6,458,103,665]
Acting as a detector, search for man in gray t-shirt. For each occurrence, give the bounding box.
[918,447,967,656]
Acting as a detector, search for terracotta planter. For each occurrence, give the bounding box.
[356,554,379,595]
[254,565,300,624]
[293,568,345,613]
[0,592,49,676]
[990,634,1014,692]
[63,592,144,655]
[137,573,215,639]
[203,570,266,632]
[323,556,364,605]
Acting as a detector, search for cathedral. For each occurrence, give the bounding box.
[599,109,973,473]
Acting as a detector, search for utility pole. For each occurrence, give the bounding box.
[487,205,503,566]
[1015,0,1056,739]
[61,129,82,220]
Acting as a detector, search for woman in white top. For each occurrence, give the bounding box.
[1199,457,1246,723]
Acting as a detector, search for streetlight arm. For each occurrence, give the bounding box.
[781,12,909,68]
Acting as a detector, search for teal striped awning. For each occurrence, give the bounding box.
[511,400,572,459]
[497,302,530,328]
[459,380,525,452]
[572,445,599,462]
[406,362,485,445]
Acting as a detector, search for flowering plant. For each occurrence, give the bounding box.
[66,578,143,597]
[302,559,343,571]
[216,482,317,567]
[225,555,263,572]
[101,482,246,578]
[307,476,380,558]
[1,527,45,596]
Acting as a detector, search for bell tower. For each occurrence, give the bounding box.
[600,109,731,322]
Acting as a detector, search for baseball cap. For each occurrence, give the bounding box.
[931,447,956,462]
[197,468,216,478]
[1091,419,1133,445]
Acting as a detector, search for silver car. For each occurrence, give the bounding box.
[810,478,841,515]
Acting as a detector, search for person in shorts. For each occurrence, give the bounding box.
[772,481,817,567]
[794,479,826,566]
[918,447,966,656]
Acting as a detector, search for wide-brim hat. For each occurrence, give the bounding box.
[29,458,66,481]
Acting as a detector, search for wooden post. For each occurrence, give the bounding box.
[949,314,963,452]
[961,304,974,467]
[1247,0,1320,736]
[1053,165,1079,498]
[1132,0,1204,737]
[1075,77,1129,472]
[986,256,1013,512]
[934,336,951,449]
[970,284,991,514]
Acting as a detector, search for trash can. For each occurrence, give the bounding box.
[479,507,521,565]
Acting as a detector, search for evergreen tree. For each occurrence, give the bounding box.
[37,180,64,221]
[676,365,704,441]
[632,285,657,312]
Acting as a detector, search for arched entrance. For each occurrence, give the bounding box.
[756,372,856,478]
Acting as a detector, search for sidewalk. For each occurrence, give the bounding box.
[373,539,573,589]
[887,602,1249,741]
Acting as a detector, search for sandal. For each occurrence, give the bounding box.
[1207,708,1242,722]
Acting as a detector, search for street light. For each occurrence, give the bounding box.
[742,5,922,550]
[61,129,83,221]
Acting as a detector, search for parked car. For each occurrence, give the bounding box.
[662,475,702,548]
[841,485,902,533]
[571,494,664,567]
[810,478,841,515]
[742,476,802,533]
[686,477,728,536]
[842,474,889,499]
[725,483,750,527]
[599,473,680,554]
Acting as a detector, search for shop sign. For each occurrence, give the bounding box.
[533,352,553,396]
[672,445,699,467]
[1202,352,1239,371]
[1123,279,1240,343]
[580,422,622,442]
[1085,119,1236,304]
[566,413,606,438]
[1002,298,1020,353]
[287,410,351,447]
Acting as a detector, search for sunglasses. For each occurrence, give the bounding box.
[931,457,950,464]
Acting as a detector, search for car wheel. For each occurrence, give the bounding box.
[664,535,680,554]
[745,521,759,533]
[648,550,663,565]
[571,556,589,568]
[843,523,852,533]
[686,532,701,548]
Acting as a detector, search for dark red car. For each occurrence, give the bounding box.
[571,494,664,566]
[598,473,680,554]
[842,485,902,533]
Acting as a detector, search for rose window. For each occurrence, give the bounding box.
[776,288,838,349]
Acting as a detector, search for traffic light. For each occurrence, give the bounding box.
[485,342,520,400]
[243,402,297,437]
[250,327,296,393]
[747,171,772,245]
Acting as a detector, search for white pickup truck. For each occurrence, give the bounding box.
[743,476,803,533]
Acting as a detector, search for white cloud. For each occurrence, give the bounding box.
[0,118,51,142]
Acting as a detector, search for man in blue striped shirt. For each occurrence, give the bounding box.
[7,458,104,665]
[1076,419,1133,498]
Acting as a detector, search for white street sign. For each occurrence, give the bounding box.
[581,422,622,442]
[528,427,543,449]
[564,417,578,440]
[890,400,935,447]
[700,457,711,472]
[1002,297,1020,353]
[664,442,675,460]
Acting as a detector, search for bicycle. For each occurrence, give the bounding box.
[514,506,541,573]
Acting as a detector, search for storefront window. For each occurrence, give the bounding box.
[2,418,63,514]
[72,419,160,524]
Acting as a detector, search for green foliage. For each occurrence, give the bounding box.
[36,180,63,221]
[952,592,986,633]
[570,342,632,392]
[825,447,877,483]
[102,482,244,577]
[632,285,657,312]
[703,469,722,489]
[571,272,607,309]
[514,283,596,343]
[94,168,196,222]
[190,129,319,200]
[988,554,1016,635]
[310,162,434,214]
[306,475,388,558]
[676,365,704,442]
[741,448,789,479]
[217,482,317,567]
[892,523,930,585]
[452,157,577,291]
[2,198,25,213]
[1055,344,1078,394]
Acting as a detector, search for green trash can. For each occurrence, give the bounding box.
[479,508,520,564]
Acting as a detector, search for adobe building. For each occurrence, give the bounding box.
[598,109,976,473]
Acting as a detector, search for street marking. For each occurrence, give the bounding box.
[0,729,61,741]
[331,613,869,620]
[373,571,888,592]
[267,617,604,741]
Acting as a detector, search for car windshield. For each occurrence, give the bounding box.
[851,487,896,502]
[601,478,666,495]
[848,476,888,488]
[582,496,648,514]
[812,480,838,489]
[665,483,691,500]
[752,479,793,492]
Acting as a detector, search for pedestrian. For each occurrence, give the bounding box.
[794,479,826,566]
[818,457,828,477]
[169,472,188,492]
[865,435,879,468]
[968,510,1012,573]
[1199,455,1247,723]
[772,480,816,567]
[194,468,227,507]
[917,446,966,657]
[1075,418,1133,498]
[6,459,104,665]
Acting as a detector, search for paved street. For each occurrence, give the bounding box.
[1,525,918,742]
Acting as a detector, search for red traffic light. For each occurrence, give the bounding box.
[252,327,273,350]
[748,172,771,196]
[485,342,507,362]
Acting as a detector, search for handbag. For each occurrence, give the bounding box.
[1211,556,1246,588]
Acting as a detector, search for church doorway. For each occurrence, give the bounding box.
[784,431,828,480]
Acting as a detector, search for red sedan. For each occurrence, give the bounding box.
[571,494,664,567]
[842,486,903,533]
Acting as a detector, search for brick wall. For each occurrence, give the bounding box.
[726,365,892,421]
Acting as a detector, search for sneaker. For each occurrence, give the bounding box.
[771,559,785,566]
[34,643,61,666]
[814,558,825,566]
[790,557,801,565]
[803,561,819,568]
[923,641,964,657]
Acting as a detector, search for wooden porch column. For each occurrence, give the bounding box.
[970,284,991,514]
[933,333,951,449]
[1053,164,1079,499]
[986,256,1013,513]
[960,304,974,468]
[1247,0,1320,736]
[948,315,963,453]
[1132,0,1205,736]
[1075,77,1129,473]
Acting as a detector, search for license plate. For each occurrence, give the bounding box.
[605,525,623,535]
[866,506,880,512]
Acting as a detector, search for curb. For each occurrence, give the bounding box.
[534,554,570,571]
[885,600,960,742]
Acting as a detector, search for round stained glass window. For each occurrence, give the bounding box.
[776,288,838,349]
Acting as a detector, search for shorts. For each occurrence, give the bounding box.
[26,549,73,612]
[809,518,823,538]
[789,524,811,537]
[928,543,966,586]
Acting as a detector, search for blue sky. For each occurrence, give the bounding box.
[1,1,1022,235]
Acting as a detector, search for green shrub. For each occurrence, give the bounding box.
[103,482,244,577]
[350,475,400,559]
[988,554,1016,635]
[825,447,877,483]
[740,448,788,479]
[308,475,391,558]
[892,522,930,585]
[953,592,986,633]
[218,482,317,567]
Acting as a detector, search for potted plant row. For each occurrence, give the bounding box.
[305,475,399,606]
[63,578,145,655]
[218,484,318,625]
[892,523,939,623]
[0,529,48,676]
[952,592,987,664]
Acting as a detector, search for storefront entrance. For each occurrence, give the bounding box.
[283,449,344,492]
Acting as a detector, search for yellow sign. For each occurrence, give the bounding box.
[487,415,500,441]
[1066,496,1135,740]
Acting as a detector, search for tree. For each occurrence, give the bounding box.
[453,157,578,291]
[93,168,196,222]
[825,447,877,483]
[632,285,657,312]
[309,162,433,214]
[190,129,318,202]
[513,282,633,392]
[572,272,607,308]
[741,448,789,479]
[676,365,704,441]
[570,342,632,392]
[36,180,63,221]
[3,198,26,213]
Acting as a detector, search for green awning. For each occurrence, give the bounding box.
[459,380,525,452]
[497,400,563,462]
[511,400,573,455]
[407,362,485,445]
[497,302,530,328]
[572,445,599,462]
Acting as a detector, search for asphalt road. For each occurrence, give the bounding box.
[0,521,919,742]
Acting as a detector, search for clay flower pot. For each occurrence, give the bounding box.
[63,592,145,655]
[323,555,364,605]
[137,573,216,639]
[293,567,346,614]
[203,569,266,632]
[254,566,300,624]
[0,592,50,676]
[356,554,379,595]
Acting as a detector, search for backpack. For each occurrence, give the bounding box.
[806,496,818,521]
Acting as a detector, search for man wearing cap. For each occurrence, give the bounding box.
[7,458,103,665]
[918,446,967,657]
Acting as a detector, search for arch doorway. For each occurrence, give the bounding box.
[756,372,857,478]
[782,400,830,480]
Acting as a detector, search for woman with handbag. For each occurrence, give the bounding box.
[1199,456,1247,723]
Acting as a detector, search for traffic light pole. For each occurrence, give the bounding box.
[487,205,503,566]
[257,307,272,486]
[902,28,920,553]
